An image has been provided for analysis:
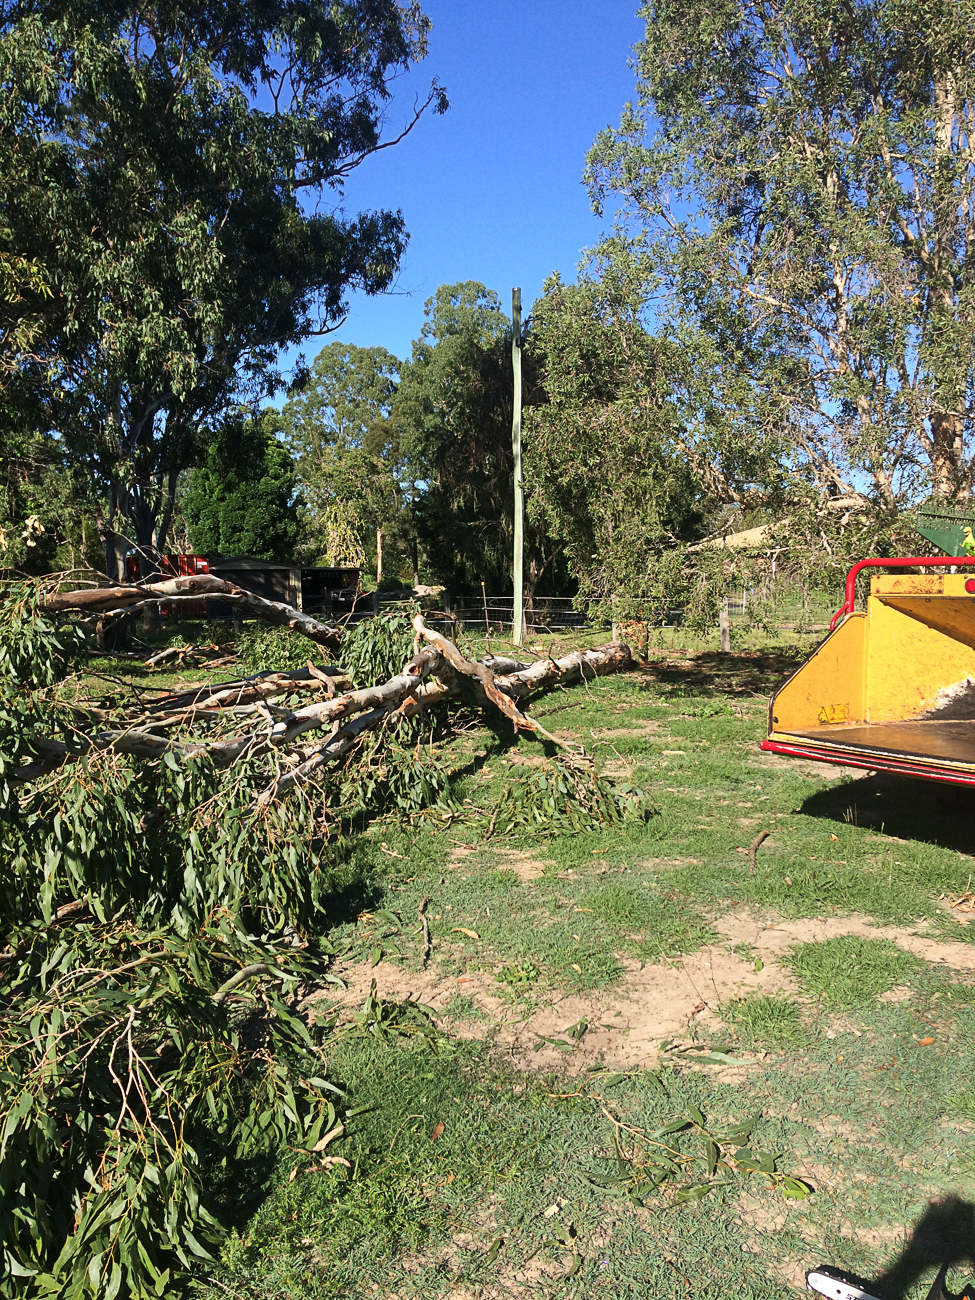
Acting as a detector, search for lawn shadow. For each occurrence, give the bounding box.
[869,1196,975,1300]
[799,772,975,857]
[643,649,807,699]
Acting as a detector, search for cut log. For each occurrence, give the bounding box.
[43,576,341,650]
[14,616,637,794]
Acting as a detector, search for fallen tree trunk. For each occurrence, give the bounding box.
[43,575,342,651]
[14,616,637,790]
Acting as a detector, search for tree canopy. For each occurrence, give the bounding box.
[586,0,975,519]
[0,0,445,579]
[394,281,568,597]
[182,410,302,562]
[282,342,411,573]
[526,265,707,622]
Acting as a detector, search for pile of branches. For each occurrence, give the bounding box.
[0,578,642,1297]
[21,595,635,807]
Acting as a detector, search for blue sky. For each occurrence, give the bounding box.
[293,1,645,371]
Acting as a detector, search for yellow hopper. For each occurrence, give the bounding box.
[763,558,975,787]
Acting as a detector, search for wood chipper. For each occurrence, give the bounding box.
[762,502,975,787]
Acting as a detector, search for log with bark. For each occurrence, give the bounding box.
[43,575,342,651]
[15,609,636,799]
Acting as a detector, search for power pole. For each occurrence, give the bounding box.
[511,287,524,646]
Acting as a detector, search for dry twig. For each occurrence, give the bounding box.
[418,897,431,969]
[748,830,771,874]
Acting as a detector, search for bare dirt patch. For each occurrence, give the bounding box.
[878,986,914,1003]
[589,720,661,739]
[307,956,509,1034]
[446,846,550,880]
[713,910,975,970]
[506,752,554,768]
[308,909,975,1074]
[498,944,796,1072]
[494,849,548,882]
[309,943,791,1073]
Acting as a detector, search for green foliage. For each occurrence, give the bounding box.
[591,1093,812,1205]
[585,0,975,525]
[526,266,710,622]
[183,410,303,563]
[785,936,927,1008]
[0,426,98,575]
[395,282,568,596]
[282,342,412,572]
[334,722,455,820]
[0,922,340,1298]
[0,582,85,691]
[0,594,349,1295]
[1,0,444,578]
[235,625,322,676]
[339,607,418,687]
[495,961,540,987]
[0,249,50,380]
[466,757,655,840]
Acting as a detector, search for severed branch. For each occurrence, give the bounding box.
[15,620,637,796]
[145,666,351,716]
[411,615,582,751]
[418,897,431,969]
[43,575,342,651]
[493,641,634,697]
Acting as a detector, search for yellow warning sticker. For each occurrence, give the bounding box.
[818,704,849,724]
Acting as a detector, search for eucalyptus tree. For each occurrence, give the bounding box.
[394,281,567,597]
[525,266,711,624]
[587,0,975,510]
[281,341,411,574]
[0,0,446,580]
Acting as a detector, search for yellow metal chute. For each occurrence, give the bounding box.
[764,566,975,787]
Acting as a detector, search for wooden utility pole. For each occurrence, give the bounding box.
[511,287,524,646]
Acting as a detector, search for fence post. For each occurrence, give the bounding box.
[719,599,731,652]
[444,590,456,640]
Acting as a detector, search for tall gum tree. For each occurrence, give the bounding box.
[394,281,568,598]
[281,341,410,573]
[0,0,446,578]
[525,264,714,625]
[586,0,975,509]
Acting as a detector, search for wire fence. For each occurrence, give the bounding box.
[331,589,838,638]
[200,582,837,640]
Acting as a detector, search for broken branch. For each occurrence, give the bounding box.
[43,576,341,650]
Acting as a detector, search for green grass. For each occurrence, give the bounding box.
[785,935,928,1008]
[719,994,807,1048]
[135,638,975,1299]
[191,1007,975,1299]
